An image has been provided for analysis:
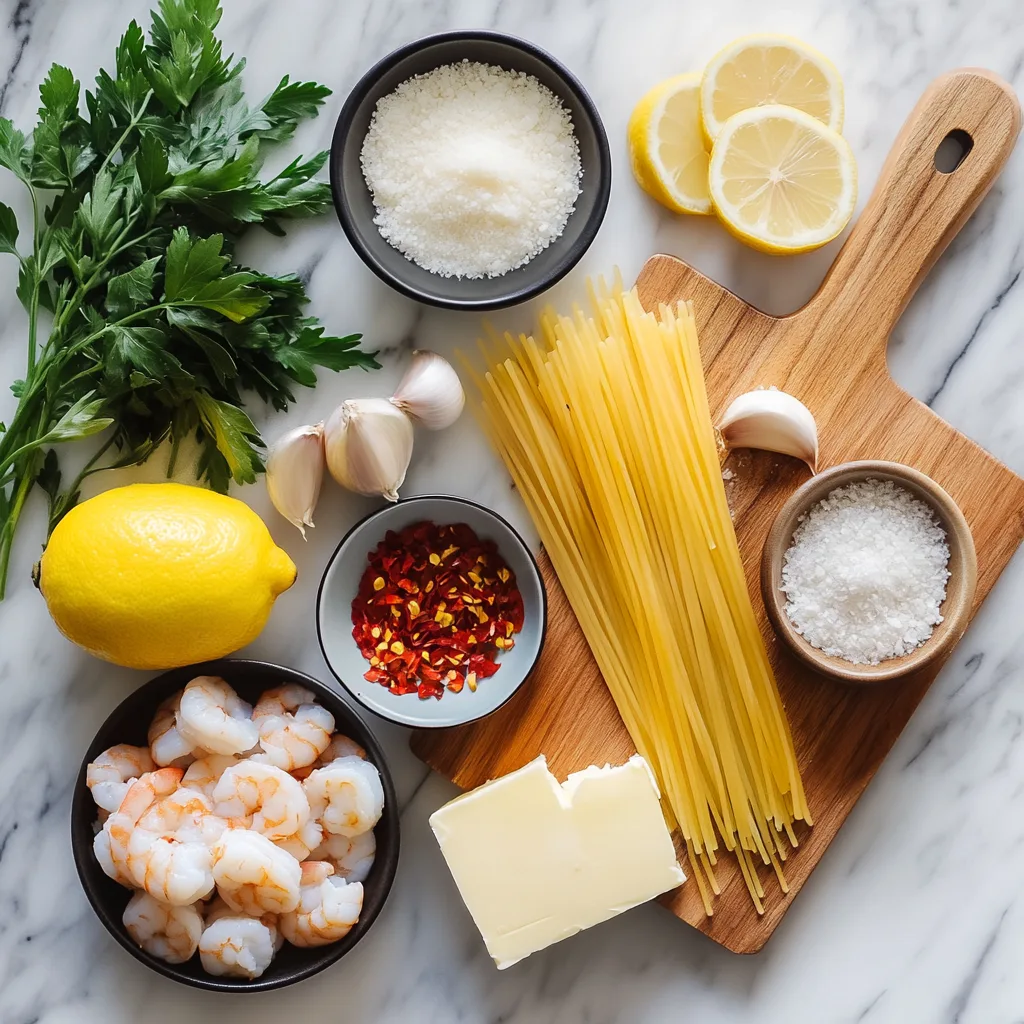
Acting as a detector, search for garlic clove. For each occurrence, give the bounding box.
[717,388,818,472]
[323,398,414,502]
[390,350,465,431]
[265,423,326,539]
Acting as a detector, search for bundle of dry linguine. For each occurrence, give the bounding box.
[468,278,811,914]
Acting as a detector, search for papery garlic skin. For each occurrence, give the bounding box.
[717,389,818,472]
[266,423,325,539]
[390,350,465,431]
[323,398,414,502]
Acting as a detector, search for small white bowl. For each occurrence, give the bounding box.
[316,495,547,729]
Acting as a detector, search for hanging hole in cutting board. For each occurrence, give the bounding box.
[934,129,974,173]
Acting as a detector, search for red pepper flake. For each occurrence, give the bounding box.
[352,520,524,700]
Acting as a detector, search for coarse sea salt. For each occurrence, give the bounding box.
[359,61,582,279]
[780,478,951,665]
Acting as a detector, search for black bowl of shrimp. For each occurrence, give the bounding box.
[71,659,400,991]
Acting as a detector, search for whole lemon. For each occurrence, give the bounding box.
[38,483,297,669]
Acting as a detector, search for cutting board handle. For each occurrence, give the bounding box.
[802,69,1020,349]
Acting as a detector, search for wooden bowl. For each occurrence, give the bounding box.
[761,461,977,684]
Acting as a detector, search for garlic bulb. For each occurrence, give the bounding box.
[323,398,414,502]
[266,423,325,539]
[390,350,465,430]
[717,388,818,472]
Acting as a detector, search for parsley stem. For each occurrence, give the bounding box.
[0,388,42,465]
[26,186,40,374]
[0,468,33,601]
[0,435,55,474]
[56,434,116,517]
[63,302,171,361]
[46,218,152,347]
[0,394,49,599]
[95,90,154,180]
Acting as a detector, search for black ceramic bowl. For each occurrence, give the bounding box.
[330,30,611,310]
[71,659,400,992]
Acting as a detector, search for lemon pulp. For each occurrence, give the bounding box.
[701,34,843,143]
[708,104,857,254]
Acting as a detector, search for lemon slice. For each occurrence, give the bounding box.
[700,34,843,143]
[708,104,857,254]
[627,73,711,215]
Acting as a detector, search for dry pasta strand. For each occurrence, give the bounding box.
[469,279,810,914]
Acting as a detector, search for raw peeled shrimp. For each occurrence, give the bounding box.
[253,685,334,771]
[148,692,199,767]
[211,829,302,915]
[87,744,155,813]
[199,914,279,979]
[176,677,259,756]
[320,734,366,763]
[136,785,228,850]
[97,767,181,889]
[309,831,376,884]
[274,818,323,862]
[204,895,283,949]
[290,734,365,782]
[304,756,384,837]
[93,826,134,888]
[123,891,203,964]
[181,754,240,800]
[199,895,282,978]
[102,768,221,905]
[278,861,364,947]
[212,761,312,844]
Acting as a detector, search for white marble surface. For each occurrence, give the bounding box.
[0,0,1023,1021]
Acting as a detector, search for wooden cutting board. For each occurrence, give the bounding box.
[412,69,1024,953]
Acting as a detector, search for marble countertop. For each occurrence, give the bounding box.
[1,0,1023,1021]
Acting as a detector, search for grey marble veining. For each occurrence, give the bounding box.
[0,0,1023,1021]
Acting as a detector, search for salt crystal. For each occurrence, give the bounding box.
[780,478,951,665]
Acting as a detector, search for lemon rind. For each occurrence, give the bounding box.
[628,73,713,216]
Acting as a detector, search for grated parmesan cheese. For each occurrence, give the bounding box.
[780,478,951,665]
[360,61,582,279]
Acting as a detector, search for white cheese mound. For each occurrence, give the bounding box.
[780,478,951,665]
[360,60,582,279]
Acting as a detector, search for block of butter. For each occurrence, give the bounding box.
[428,754,685,969]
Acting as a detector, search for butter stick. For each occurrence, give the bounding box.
[429,754,685,968]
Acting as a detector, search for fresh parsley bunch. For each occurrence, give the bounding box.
[0,0,377,598]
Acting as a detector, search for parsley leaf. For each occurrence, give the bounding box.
[254,152,332,218]
[105,325,184,380]
[106,256,160,317]
[163,226,268,321]
[257,76,332,142]
[0,119,31,184]
[194,390,263,486]
[146,0,236,111]
[39,392,114,445]
[0,204,19,256]
[76,168,125,250]
[32,66,95,189]
[274,322,377,386]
